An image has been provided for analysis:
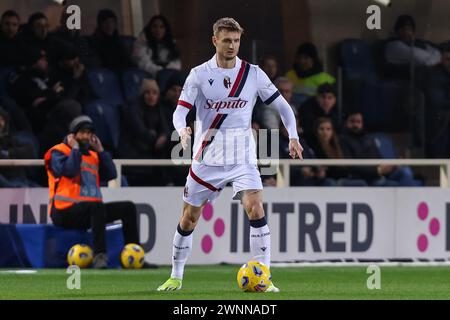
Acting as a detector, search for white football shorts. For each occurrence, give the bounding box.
[182,162,263,207]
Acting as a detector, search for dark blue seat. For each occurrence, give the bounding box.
[84,100,120,151]
[357,80,406,131]
[369,132,397,159]
[122,68,152,102]
[338,39,377,81]
[86,68,124,107]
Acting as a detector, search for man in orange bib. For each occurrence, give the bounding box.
[45,115,139,268]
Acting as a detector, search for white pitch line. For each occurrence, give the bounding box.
[0,270,38,274]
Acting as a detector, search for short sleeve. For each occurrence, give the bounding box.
[177,69,199,110]
[256,67,281,105]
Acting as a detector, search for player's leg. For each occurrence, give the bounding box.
[158,163,225,291]
[157,201,205,291]
[241,190,279,292]
[240,190,271,268]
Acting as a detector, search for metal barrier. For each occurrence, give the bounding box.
[1,158,450,187]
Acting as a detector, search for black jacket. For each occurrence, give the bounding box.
[340,129,381,181]
[299,96,340,144]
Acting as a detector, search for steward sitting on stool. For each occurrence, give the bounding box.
[44,115,139,269]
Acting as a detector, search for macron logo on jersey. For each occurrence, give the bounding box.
[204,98,248,113]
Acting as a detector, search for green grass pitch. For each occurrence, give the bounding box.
[0,265,449,300]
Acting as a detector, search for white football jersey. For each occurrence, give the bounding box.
[177,55,281,166]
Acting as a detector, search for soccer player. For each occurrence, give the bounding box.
[157,17,303,292]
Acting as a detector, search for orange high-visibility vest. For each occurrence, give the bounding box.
[44,143,102,215]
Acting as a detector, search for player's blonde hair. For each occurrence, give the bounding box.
[213,17,244,36]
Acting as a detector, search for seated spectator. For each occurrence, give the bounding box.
[0,106,39,187]
[340,112,417,187]
[51,7,101,69]
[310,117,367,186]
[44,116,140,268]
[383,14,441,79]
[89,9,133,74]
[119,79,170,185]
[419,41,450,158]
[298,83,340,144]
[121,79,170,159]
[285,42,335,96]
[276,118,325,187]
[260,55,279,82]
[10,48,82,155]
[51,43,91,106]
[132,15,181,77]
[18,12,61,66]
[0,10,25,68]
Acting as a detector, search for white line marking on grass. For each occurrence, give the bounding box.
[0,270,38,274]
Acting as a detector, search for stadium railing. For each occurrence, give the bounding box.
[1,159,450,187]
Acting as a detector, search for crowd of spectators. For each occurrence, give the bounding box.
[0,8,447,188]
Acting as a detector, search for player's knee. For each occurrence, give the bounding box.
[181,207,200,229]
[246,201,264,220]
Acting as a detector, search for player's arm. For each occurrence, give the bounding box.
[173,70,198,150]
[270,95,303,159]
[256,67,303,159]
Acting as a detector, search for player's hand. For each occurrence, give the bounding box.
[179,127,192,150]
[90,134,104,152]
[289,138,303,159]
[67,134,79,149]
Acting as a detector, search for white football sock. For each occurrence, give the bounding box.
[250,223,271,268]
[170,226,193,280]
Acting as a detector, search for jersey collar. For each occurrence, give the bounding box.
[209,54,241,70]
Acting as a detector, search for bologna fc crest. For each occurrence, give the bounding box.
[223,76,231,89]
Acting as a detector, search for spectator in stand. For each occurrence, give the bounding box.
[89,9,133,74]
[121,79,170,159]
[310,117,367,186]
[10,47,82,156]
[18,12,61,66]
[340,112,417,187]
[0,10,25,68]
[51,7,101,69]
[383,14,441,79]
[298,83,340,144]
[50,43,91,106]
[276,117,321,187]
[285,42,335,96]
[119,79,171,185]
[260,55,279,82]
[0,106,39,187]
[132,15,181,78]
[419,41,450,158]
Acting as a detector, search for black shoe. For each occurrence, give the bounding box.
[93,253,108,269]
